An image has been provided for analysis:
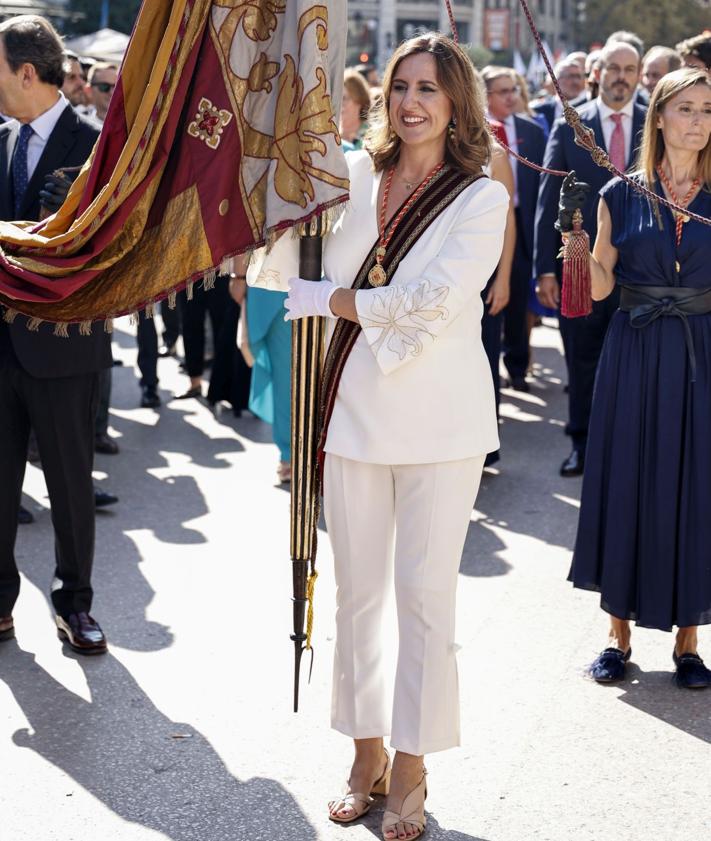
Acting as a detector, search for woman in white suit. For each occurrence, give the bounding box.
[256,33,508,840]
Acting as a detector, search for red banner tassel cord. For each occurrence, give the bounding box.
[560,209,592,318]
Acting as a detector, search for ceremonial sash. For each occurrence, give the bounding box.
[317,166,486,471]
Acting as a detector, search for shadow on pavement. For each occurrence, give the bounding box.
[1,644,318,841]
[617,666,711,744]
[359,804,492,840]
[461,342,580,579]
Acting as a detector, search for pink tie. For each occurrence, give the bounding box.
[609,113,626,171]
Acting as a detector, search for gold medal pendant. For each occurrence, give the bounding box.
[368,263,387,287]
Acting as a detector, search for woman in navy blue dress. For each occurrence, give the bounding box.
[569,68,711,688]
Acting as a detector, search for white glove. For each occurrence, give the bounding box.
[284,277,337,321]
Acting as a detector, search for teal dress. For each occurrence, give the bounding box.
[246,287,291,462]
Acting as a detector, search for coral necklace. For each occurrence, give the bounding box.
[656,165,700,247]
[369,161,445,287]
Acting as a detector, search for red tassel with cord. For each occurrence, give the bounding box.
[560,209,592,318]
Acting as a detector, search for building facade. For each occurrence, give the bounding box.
[346,0,579,69]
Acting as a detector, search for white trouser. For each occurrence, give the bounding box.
[324,453,485,756]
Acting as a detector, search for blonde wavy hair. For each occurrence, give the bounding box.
[636,67,711,188]
[366,32,491,175]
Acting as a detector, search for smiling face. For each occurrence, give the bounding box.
[657,82,711,155]
[388,52,453,152]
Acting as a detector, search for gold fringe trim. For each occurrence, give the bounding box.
[168,291,177,310]
[3,308,19,324]
[186,280,194,301]
[203,269,216,291]
[305,569,318,651]
[129,312,139,327]
[80,320,92,336]
[53,322,69,338]
[144,302,156,319]
[27,317,43,332]
[104,318,114,334]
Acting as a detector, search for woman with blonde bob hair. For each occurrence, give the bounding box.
[252,31,508,840]
[567,67,711,688]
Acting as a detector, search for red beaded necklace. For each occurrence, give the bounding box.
[656,165,700,247]
[368,161,445,287]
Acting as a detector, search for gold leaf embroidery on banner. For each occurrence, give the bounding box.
[272,56,346,207]
[187,97,234,150]
[213,0,286,42]
[248,52,280,93]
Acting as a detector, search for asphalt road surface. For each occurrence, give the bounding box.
[1,318,709,841]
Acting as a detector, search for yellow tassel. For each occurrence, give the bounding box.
[53,322,69,338]
[79,320,92,336]
[26,317,43,332]
[168,291,177,310]
[305,569,319,651]
[104,318,114,334]
[3,308,19,324]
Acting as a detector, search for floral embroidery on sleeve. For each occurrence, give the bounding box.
[359,280,450,361]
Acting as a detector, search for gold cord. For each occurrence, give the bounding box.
[305,569,319,650]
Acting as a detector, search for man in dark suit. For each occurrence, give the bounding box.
[534,41,647,476]
[483,66,546,392]
[0,15,110,653]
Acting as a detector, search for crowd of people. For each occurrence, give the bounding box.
[1,12,710,841]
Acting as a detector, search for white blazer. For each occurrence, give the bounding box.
[248,150,508,464]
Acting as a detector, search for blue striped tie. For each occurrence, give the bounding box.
[12,123,34,218]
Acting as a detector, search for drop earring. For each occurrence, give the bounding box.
[448,116,457,139]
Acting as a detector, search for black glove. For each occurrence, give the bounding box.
[556,170,591,233]
[39,166,82,214]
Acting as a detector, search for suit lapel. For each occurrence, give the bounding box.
[20,105,77,218]
[0,122,19,220]
[586,105,606,152]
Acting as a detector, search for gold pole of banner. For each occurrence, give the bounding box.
[290,216,325,713]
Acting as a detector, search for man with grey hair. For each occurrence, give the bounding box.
[641,46,682,95]
[533,56,586,131]
[534,40,647,477]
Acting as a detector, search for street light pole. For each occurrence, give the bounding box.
[100,0,110,29]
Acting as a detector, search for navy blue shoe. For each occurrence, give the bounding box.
[589,647,631,683]
[673,652,711,689]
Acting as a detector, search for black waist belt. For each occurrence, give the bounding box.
[619,285,711,382]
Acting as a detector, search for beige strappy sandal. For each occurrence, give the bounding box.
[328,750,391,824]
[382,770,427,840]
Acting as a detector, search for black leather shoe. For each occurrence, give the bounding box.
[94,488,118,508]
[560,448,585,477]
[141,386,161,408]
[173,385,202,400]
[673,651,711,689]
[0,615,14,642]
[510,376,530,393]
[56,613,107,655]
[589,647,631,683]
[17,504,34,525]
[94,433,119,455]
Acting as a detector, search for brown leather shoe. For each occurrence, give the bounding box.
[56,613,107,655]
[0,615,15,642]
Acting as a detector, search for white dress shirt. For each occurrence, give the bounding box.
[25,91,69,180]
[488,111,520,207]
[248,151,509,464]
[596,96,635,167]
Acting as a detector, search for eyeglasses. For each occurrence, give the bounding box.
[489,85,521,97]
[91,82,115,94]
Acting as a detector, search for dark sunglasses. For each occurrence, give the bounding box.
[91,82,115,94]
